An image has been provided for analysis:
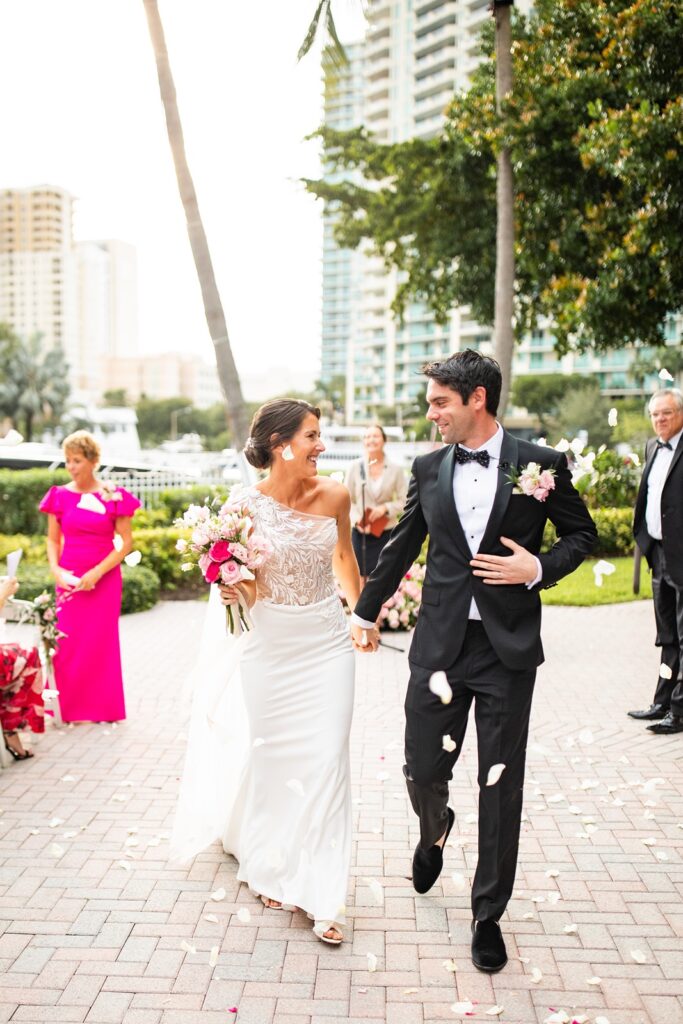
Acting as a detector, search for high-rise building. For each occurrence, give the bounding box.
[321,1,677,423]
[0,185,138,403]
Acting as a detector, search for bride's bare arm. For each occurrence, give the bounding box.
[332,488,361,612]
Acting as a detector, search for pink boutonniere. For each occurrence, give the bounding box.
[508,461,556,502]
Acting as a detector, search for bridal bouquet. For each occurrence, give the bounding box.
[17,590,67,658]
[175,499,272,633]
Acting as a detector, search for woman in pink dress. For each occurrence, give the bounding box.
[39,431,140,723]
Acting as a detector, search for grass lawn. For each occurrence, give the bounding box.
[540,556,651,606]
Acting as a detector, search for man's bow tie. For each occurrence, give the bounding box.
[454,444,491,469]
[656,439,672,451]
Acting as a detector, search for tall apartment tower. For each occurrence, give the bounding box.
[0,185,138,403]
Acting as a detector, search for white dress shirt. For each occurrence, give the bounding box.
[645,428,682,540]
[352,424,542,629]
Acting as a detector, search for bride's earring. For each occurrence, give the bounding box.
[282,444,295,461]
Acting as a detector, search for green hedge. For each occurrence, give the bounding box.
[13,563,160,614]
[0,469,69,534]
[542,506,634,557]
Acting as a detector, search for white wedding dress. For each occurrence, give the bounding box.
[171,489,355,936]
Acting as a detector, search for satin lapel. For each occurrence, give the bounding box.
[437,445,471,558]
[478,431,519,553]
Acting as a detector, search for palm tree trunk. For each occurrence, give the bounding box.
[493,2,515,419]
[142,0,250,448]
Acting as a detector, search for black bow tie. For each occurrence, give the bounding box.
[454,444,491,469]
[656,440,672,451]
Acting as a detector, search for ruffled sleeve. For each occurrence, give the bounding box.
[39,485,63,519]
[114,488,141,518]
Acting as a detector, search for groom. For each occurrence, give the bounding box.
[351,350,597,972]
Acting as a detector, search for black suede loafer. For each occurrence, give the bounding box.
[471,918,508,972]
[627,703,668,721]
[412,807,455,894]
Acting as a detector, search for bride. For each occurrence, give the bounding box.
[171,398,361,945]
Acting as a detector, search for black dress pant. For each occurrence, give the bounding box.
[404,620,535,923]
[650,542,683,711]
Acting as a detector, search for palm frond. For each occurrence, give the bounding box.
[298,0,347,65]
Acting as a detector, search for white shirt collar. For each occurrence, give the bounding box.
[658,427,683,450]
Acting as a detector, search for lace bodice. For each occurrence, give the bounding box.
[246,489,338,606]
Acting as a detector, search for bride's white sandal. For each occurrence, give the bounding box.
[313,921,343,945]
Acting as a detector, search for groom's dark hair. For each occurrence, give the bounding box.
[422,349,502,415]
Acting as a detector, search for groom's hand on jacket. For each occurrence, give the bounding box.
[470,537,540,586]
[351,623,380,652]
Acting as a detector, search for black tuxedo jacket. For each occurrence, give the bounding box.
[633,436,683,587]
[355,431,597,672]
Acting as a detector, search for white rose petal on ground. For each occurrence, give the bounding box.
[443,958,458,972]
[60,775,76,782]
[580,779,598,790]
[429,671,452,704]
[659,663,673,680]
[210,888,226,902]
[587,976,602,985]
[642,776,665,793]
[442,734,457,753]
[236,908,251,923]
[655,851,669,861]
[465,812,478,824]
[180,940,196,955]
[642,837,657,847]
[450,872,467,893]
[578,728,594,744]
[523,912,535,919]
[204,914,219,924]
[545,869,560,878]
[49,843,65,858]
[48,817,64,828]
[531,896,545,904]
[364,878,384,905]
[116,860,131,871]
[62,831,78,839]
[607,407,618,427]
[486,763,506,786]
[530,967,543,983]
[518,956,530,964]
[593,560,616,586]
[252,737,265,747]
[544,1012,570,1024]
[286,778,305,797]
[568,805,582,814]
[209,946,219,967]
[595,1017,611,1024]
[658,367,674,381]
[376,771,390,782]
[547,794,565,804]
[486,1006,504,1016]
[403,988,419,995]
[451,1001,474,1015]
[564,924,578,934]
[366,952,378,972]
[631,949,647,963]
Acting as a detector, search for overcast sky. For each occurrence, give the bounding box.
[1,0,367,394]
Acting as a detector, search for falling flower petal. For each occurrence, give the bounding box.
[450,872,467,893]
[364,877,384,905]
[442,734,457,753]
[429,671,452,704]
[286,778,305,797]
[209,945,219,967]
[180,940,196,954]
[587,976,602,985]
[49,843,65,857]
[555,438,570,452]
[451,1001,474,1015]
[658,367,674,382]
[631,949,647,963]
[465,812,478,824]
[659,663,673,680]
[124,550,142,566]
[593,560,616,586]
[366,952,378,972]
[204,913,219,924]
[237,908,251,923]
[531,967,543,983]
[210,888,226,902]
[486,763,506,786]
[607,408,618,427]
[443,958,458,972]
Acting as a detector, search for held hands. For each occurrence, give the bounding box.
[218,579,257,610]
[470,536,538,586]
[76,568,102,592]
[351,623,380,653]
[367,504,388,524]
[0,576,19,605]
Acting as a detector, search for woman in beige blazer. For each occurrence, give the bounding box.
[344,424,408,582]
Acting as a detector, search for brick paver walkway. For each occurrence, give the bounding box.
[0,599,681,1024]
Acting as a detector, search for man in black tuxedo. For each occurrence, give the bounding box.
[629,388,683,734]
[351,350,596,972]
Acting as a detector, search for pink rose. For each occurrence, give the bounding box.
[519,475,537,496]
[533,486,550,502]
[539,469,555,490]
[198,552,212,575]
[229,542,248,563]
[203,560,221,583]
[220,560,242,585]
[209,540,231,562]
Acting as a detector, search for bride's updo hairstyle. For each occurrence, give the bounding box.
[244,398,321,469]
